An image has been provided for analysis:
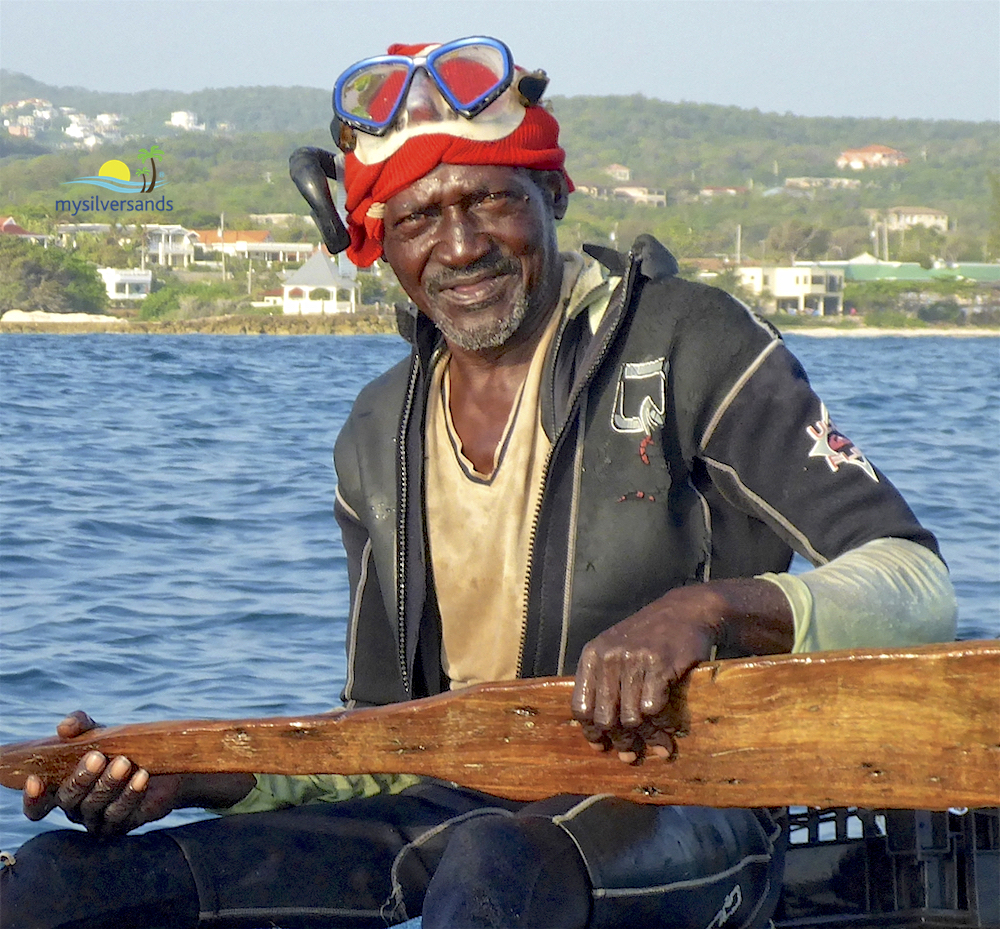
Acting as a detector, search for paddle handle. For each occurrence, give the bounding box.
[2,642,997,809]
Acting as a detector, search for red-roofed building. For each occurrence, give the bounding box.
[194,229,314,263]
[0,216,46,243]
[836,145,909,170]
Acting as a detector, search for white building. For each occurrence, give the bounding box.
[879,207,949,234]
[168,111,205,132]
[282,250,358,315]
[576,185,666,206]
[612,186,667,207]
[738,265,845,316]
[604,163,631,182]
[785,177,861,191]
[835,145,909,170]
[142,225,200,267]
[98,267,153,300]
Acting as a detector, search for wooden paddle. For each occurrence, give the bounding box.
[2,641,997,810]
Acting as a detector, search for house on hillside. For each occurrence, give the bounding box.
[98,267,152,300]
[282,250,358,315]
[169,111,205,132]
[194,229,315,264]
[873,207,949,234]
[604,164,631,182]
[0,216,47,243]
[738,264,844,315]
[143,225,199,267]
[804,253,936,283]
[699,186,749,199]
[785,177,861,190]
[836,145,909,170]
[611,186,667,207]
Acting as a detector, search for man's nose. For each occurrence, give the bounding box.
[434,205,490,266]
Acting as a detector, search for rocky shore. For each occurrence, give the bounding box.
[0,311,399,336]
[1,311,996,338]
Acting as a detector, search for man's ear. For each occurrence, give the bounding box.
[530,169,570,221]
[549,173,570,221]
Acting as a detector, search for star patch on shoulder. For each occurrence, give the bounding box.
[805,404,878,482]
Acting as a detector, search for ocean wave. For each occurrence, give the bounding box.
[60,176,168,193]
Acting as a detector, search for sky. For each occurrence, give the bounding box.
[1,0,998,123]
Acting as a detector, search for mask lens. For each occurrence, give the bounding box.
[338,61,413,130]
[431,42,510,110]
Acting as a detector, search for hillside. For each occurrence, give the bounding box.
[1,71,330,135]
[2,73,997,261]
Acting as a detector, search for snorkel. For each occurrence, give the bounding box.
[289,36,563,265]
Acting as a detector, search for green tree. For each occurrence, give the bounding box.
[765,220,829,263]
[0,237,107,314]
[69,231,137,268]
[987,173,1000,260]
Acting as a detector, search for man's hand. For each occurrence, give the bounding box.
[22,710,254,838]
[572,579,794,763]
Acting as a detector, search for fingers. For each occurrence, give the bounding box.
[22,775,58,822]
[573,645,678,765]
[52,751,149,836]
[54,750,108,814]
[98,769,150,837]
[571,648,597,720]
[56,711,100,740]
[75,755,134,826]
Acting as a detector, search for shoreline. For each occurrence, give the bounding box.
[0,311,998,338]
[780,326,1000,338]
[0,312,400,336]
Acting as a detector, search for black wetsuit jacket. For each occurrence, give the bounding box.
[333,235,939,708]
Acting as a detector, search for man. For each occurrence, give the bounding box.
[2,37,956,929]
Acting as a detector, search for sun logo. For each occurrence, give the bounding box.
[98,160,131,181]
[64,146,167,194]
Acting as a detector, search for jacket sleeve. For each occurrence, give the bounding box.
[215,772,423,816]
[675,291,954,650]
[759,537,956,652]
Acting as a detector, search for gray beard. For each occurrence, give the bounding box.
[434,284,530,352]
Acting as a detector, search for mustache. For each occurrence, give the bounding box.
[425,251,521,297]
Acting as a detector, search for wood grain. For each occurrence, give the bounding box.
[2,641,997,809]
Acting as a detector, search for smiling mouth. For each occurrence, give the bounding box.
[437,272,517,310]
[426,254,523,308]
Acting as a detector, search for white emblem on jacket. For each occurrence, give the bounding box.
[806,403,878,482]
[612,357,667,436]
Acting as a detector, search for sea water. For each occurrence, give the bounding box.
[1,332,997,849]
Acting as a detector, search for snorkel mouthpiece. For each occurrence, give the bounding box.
[288,147,351,254]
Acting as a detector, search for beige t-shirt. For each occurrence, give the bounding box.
[425,299,563,689]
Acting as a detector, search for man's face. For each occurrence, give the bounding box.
[382,164,565,352]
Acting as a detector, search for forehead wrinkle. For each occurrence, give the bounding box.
[391,165,529,207]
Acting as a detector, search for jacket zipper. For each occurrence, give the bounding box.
[395,353,422,697]
[515,253,640,677]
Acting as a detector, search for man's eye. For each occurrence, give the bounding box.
[395,211,431,229]
[470,191,520,214]
[480,191,513,205]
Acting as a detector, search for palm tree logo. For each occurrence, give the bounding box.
[137,145,164,193]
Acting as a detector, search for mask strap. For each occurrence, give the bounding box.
[288,147,351,255]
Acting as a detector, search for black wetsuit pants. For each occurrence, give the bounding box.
[1,781,785,929]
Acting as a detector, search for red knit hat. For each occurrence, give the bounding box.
[340,42,572,267]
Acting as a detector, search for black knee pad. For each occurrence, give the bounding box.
[557,801,785,929]
[421,813,591,929]
[0,828,198,929]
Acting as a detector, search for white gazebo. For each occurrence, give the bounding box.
[282,250,358,315]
